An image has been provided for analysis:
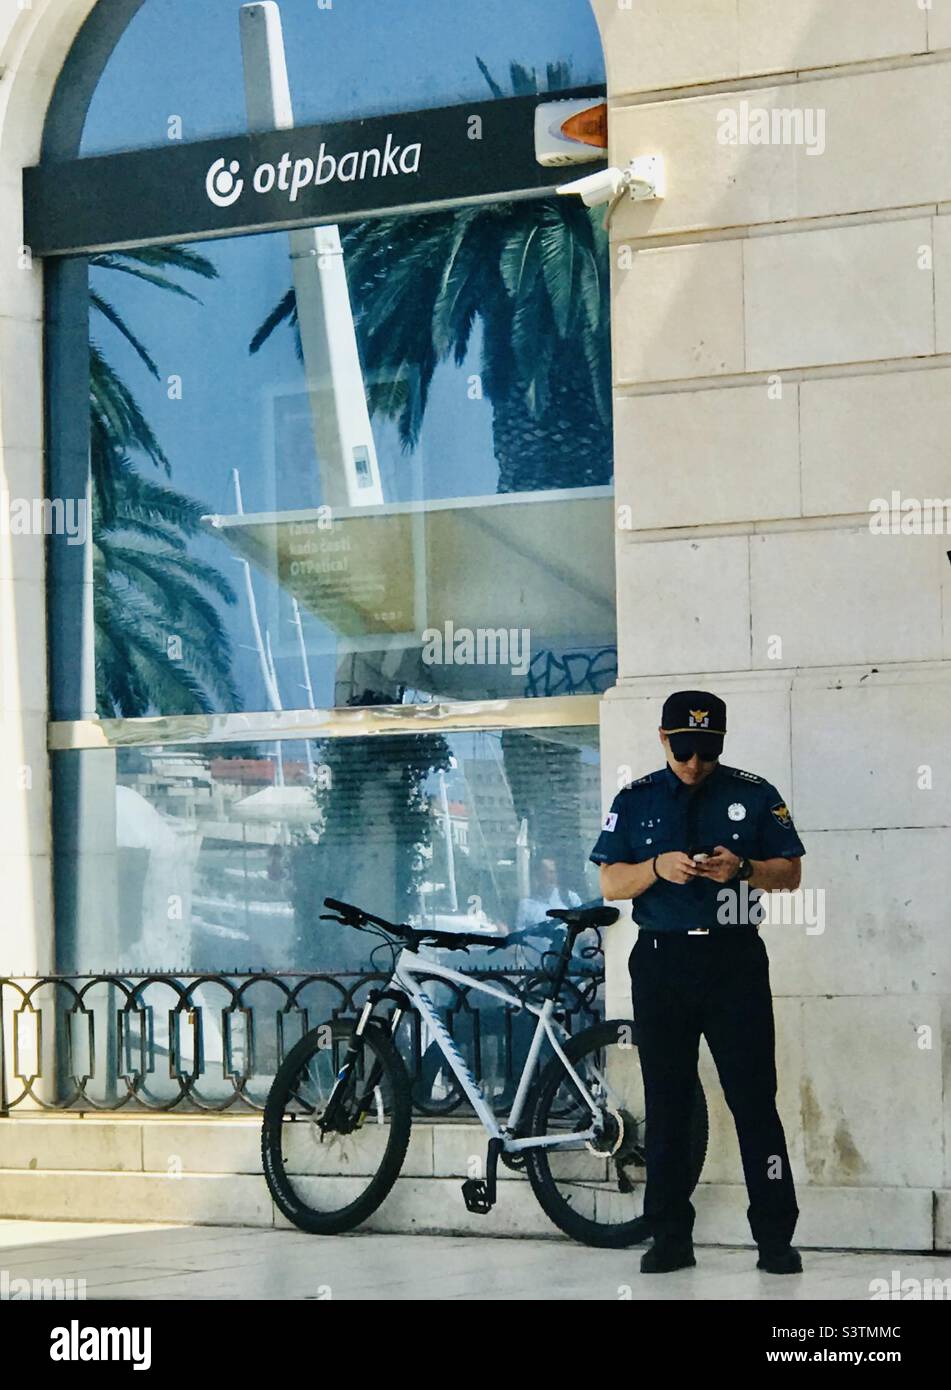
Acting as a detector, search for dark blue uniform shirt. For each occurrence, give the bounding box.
[589,763,806,932]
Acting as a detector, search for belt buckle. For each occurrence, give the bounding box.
[687,927,710,936]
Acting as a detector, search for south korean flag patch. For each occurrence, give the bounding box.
[602,812,618,832]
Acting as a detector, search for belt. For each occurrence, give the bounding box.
[638,925,760,940]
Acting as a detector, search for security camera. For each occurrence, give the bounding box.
[557,155,665,207]
[557,167,626,207]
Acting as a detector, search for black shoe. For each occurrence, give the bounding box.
[757,1246,803,1274]
[640,1239,696,1274]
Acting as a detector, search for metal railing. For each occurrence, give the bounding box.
[0,962,604,1120]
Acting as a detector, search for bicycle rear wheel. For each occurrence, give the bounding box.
[262,1019,412,1234]
[525,1018,707,1249]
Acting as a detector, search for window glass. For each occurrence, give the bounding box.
[85,199,615,717]
[80,0,605,157]
[54,726,604,976]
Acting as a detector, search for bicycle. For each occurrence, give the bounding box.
[261,897,708,1248]
[410,919,602,1116]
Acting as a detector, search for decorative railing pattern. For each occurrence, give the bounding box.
[0,965,604,1119]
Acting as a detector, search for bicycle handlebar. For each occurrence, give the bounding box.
[322,897,398,934]
[318,897,617,952]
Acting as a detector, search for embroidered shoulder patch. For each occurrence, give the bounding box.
[770,802,793,828]
[602,812,618,832]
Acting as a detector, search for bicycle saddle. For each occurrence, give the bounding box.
[546,905,619,929]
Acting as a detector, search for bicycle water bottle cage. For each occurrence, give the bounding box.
[461,1137,503,1215]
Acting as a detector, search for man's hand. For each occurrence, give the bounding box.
[655,851,702,885]
[695,845,742,883]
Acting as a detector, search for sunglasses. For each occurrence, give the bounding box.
[667,733,723,764]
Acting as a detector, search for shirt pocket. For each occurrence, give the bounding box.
[630,821,676,860]
[713,820,758,858]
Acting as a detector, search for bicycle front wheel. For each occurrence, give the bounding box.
[525,1018,708,1249]
[262,1019,412,1234]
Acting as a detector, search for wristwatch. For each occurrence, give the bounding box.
[736,857,754,881]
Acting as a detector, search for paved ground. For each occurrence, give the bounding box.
[0,1220,949,1300]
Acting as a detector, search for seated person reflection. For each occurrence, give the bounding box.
[516,857,582,958]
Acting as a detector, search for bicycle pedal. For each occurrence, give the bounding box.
[461,1178,493,1215]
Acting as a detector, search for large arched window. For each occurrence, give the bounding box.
[39,0,613,975]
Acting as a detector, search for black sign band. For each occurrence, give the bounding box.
[24,88,606,257]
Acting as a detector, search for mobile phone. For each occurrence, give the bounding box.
[691,846,715,862]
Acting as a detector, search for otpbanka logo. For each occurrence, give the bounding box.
[206,133,422,208]
[50,1320,151,1371]
[206,157,245,207]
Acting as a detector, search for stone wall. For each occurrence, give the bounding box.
[592,0,950,1243]
[0,0,99,971]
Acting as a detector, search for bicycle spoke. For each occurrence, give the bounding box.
[268,1027,406,1217]
[528,1026,653,1241]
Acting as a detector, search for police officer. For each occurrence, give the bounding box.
[590,691,804,1275]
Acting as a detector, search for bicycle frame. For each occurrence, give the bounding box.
[352,946,605,1154]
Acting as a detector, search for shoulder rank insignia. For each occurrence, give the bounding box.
[624,773,654,789]
[731,769,764,784]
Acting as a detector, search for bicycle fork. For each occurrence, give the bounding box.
[320,990,405,1134]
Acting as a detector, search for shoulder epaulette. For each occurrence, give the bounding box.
[623,773,655,789]
[729,768,764,785]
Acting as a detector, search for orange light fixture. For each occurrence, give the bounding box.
[559,102,608,151]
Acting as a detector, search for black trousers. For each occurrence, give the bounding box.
[630,928,799,1250]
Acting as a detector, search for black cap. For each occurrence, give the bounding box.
[661,690,726,761]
